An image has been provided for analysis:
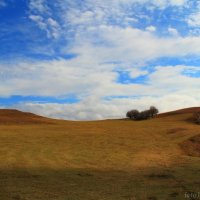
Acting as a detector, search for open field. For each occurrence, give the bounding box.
[0,109,200,200]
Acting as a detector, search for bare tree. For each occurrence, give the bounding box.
[137,110,151,120]
[126,106,159,121]
[149,106,159,118]
[126,109,139,119]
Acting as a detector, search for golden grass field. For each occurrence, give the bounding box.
[0,108,200,200]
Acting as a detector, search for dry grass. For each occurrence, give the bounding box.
[0,109,200,200]
[180,134,200,157]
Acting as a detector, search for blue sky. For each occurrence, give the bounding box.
[0,0,200,120]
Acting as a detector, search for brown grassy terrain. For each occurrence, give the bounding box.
[0,108,200,200]
[181,134,200,157]
[0,109,54,125]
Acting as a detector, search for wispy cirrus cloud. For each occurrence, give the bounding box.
[28,0,189,41]
[29,0,49,13]
[29,15,61,39]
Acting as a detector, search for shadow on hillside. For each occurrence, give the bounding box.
[0,166,199,200]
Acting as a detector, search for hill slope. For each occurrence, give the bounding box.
[0,109,53,124]
[158,106,200,117]
[0,108,199,200]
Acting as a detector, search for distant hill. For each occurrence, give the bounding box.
[0,109,53,124]
[158,107,200,117]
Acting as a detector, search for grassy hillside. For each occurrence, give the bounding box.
[0,109,200,200]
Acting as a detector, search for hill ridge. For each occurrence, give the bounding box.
[158,106,200,117]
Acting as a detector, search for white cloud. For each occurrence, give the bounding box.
[187,12,200,27]
[29,0,48,13]
[28,0,188,40]
[29,15,61,39]
[21,64,200,119]
[2,22,200,99]
[67,10,95,25]
[1,60,200,120]
[67,0,187,25]
[124,17,138,24]
[164,0,187,7]
[47,18,61,39]
[29,15,47,30]
[129,69,149,78]
[168,27,179,36]
[148,66,200,91]
[47,18,59,27]
[70,25,200,66]
[0,59,117,97]
[146,26,156,32]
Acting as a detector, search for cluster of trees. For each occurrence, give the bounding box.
[126,106,159,120]
[194,112,200,124]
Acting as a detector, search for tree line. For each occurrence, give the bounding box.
[126,106,159,120]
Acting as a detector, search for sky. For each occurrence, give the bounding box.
[0,0,200,120]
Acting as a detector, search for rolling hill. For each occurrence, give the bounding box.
[0,108,200,200]
[158,106,200,117]
[0,109,53,124]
